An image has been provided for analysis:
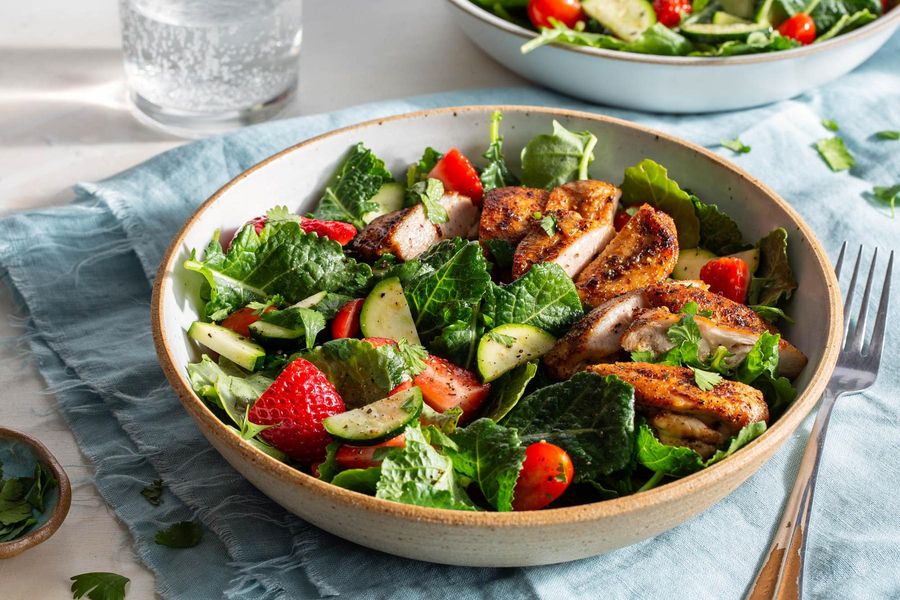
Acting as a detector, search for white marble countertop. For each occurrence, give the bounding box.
[0,2,523,597]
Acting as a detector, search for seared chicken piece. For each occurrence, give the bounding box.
[545,180,621,223]
[576,204,679,307]
[543,291,648,379]
[644,280,772,333]
[479,186,549,245]
[351,193,479,261]
[512,210,614,279]
[621,307,808,379]
[589,362,769,457]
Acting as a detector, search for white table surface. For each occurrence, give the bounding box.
[0,2,523,597]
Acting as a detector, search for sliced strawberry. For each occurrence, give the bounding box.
[300,218,358,246]
[248,358,346,463]
[335,434,406,470]
[331,299,364,339]
[220,306,274,337]
[428,148,484,204]
[413,355,490,423]
[361,337,396,348]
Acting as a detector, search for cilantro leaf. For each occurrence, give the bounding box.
[538,214,557,236]
[140,479,163,507]
[875,130,899,140]
[393,339,429,377]
[446,419,526,512]
[630,350,656,363]
[814,137,855,172]
[314,143,393,228]
[720,138,751,154]
[872,184,900,217]
[691,367,723,391]
[481,361,539,422]
[406,147,443,189]
[485,330,517,348]
[636,424,703,477]
[376,426,476,510]
[26,462,56,512]
[480,111,519,192]
[821,118,840,132]
[154,521,203,548]
[408,178,448,224]
[184,220,372,320]
[70,572,130,600]
[520,120,597,189]
[750,305,795,324]
[620,159,700,248]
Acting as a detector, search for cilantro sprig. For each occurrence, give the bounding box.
[0,459,57,542]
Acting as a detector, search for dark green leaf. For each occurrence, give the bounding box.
[331,468,381,495]
[872,184,900,217]
[483,262,583,335]
[300,338,407,407]
[154,521,203,548]
[26,462,56,512]
[482,362,539,422]
[259,305,327,349]
[689,31,799,56]
[482,239,515,269]
[810,0,881,33]
[503,372,636,481]
[636,424,703,476]
[620,159,701,248]
[705,422,767,465]
[317,442,342,483]
[520,120,597,189]
[480,111,519,192]
[750,305,795,324]
[692,198,749,255]
[749,228,797,307]
[70,572,130,600]
[814,137,855,172]
[314,143,393,228]
[447,419,526,511]
[521,21,693,56]
[876,131,900,140]
[140,479,163,507]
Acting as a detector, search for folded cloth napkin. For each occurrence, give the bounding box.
[1,33,898,599]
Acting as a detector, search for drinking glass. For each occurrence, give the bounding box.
[118,0,303,137]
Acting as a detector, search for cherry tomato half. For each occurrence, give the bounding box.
[331,299,364,339]
[699,257,750,304]
[527,0,585,30]
[512,441,574,511]
[778,14,816,45]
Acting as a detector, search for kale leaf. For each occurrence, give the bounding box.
[446,419,526,512]
[186,355,273,423]
[331,467,382,495]
[503,371,636,482]
[482,361,539,422]
[520,120,597,189]
[300,338,407,407]
[692,198,749,255]
[636,424,703,477]
[314,143,393,228]
[185,220,372,320]
[482,262,584,335]
[749,228,797,307]
[810,0,881,33]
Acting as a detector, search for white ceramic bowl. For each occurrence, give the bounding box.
[446,0,900,113]
[152,106,842,566]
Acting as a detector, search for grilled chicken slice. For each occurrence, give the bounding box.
[644,280,773,333]
[479,186,549,246]
[512,210,614,279]
[621,307,808,379]
[576,204,679,307]
[545,180,621,223]
[588,362,769,457]
[543,291,648,379]
[351,193,479,261]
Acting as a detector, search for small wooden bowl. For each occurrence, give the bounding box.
[0,428,72,559]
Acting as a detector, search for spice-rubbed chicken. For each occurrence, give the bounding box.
[511,209,615,279]
[621,307,808,379]
[351,192,479,261]
[543,291,648,379]
[545,179,621,222]
[644,280,772,333]
[589,362,769,458]
[576,204,679,307]
[478,186,549,246]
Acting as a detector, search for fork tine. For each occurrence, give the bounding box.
[835,241,848,278]
[866,251,893,364]
[849,249,878,353]
[842,246,864,345]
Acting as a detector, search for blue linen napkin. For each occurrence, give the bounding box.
[1,33,898,599]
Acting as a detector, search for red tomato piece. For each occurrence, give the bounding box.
[361,337,396,348]
[388,380,414,396]
[428,148,484,204]
[335,435,406,470]
[412,355,491,423]
[778,14,816,45]
[527,0,585,29]
[331,299,364,339]
[220,306,273,337]
[512,441,575,511]
[300,218,358,246]
[699,257,750,304]
[652,0,692,28]
[613,210,632,231]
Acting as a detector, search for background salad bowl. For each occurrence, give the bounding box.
[446,0,900,113]
[151,106,842,566]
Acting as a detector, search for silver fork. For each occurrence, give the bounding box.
[746,243,893,600]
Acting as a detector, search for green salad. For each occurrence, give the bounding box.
[469,0,889,58]
[183,111,806,512]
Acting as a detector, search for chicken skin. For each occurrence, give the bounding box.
[589,362,769,457]
[545,180,621,223]
[576,204,679,307]
[478,186,549,246]
[644,280,772,334]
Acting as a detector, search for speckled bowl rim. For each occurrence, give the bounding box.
[0,427,72,558]
[151,105,842,528]
[447,0,900,67]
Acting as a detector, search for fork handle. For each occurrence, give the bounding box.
[745,388,840,600]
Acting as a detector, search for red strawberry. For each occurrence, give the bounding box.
[653,0,692,27]
[299,218,358,246]
[248,358,346,463]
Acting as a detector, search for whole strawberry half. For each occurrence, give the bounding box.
[248,358,346,463]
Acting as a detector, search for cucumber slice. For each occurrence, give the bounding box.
[477,324,556,383]
[360,277,421,345]
[718,0,756,20]
[248,320,302,342]
[754,0,788,26]
[292,290,327,309]
[188,321,266,372]
[729,248,760,274]
[672,248,717,280]
[323,387,423,445]
[363,182,405,224]
[680,22,770,42]
[582,0,656,42]
[712,11,752,25]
